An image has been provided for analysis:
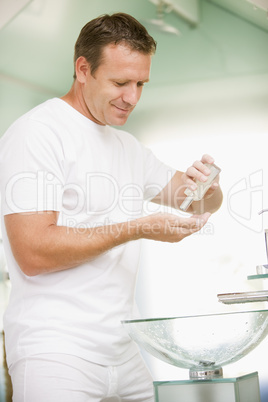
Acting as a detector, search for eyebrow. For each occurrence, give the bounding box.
[113,78,150,84]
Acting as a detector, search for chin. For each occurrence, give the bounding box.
[114,120,128,126]
[108,116,129,126]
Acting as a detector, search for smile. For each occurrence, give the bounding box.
[113,104,133,113]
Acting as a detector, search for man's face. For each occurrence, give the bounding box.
[79,43,152,126]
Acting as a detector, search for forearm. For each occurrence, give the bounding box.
[7,218,141,276]
[5,211,210,276]
[39,221,141,272]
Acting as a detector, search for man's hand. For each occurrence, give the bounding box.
[136,212,211,243]
[152,154,222,215]
[182,154,219,198]
[181,154,222,214]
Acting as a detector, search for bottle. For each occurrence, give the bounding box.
[180,163,221,212]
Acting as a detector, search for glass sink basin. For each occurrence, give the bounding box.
[123,309,268,379]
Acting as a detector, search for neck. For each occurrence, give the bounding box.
[61,81,104,125]
[61,81,80,112]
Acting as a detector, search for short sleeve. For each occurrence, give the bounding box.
[0,118,64,215]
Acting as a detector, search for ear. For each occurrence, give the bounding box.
[75,56,90,83]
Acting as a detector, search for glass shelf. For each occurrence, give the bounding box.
[247,274,268,280]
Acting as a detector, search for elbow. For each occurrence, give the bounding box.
[17,257,44,277]
[15,251,75,276]
[12,248,48,276]
[20,266,41,277]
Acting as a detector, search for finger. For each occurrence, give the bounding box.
[169,216,195,227]
[210,181,219,190]
[186,164,209,183]
[191,212,211,225]
[193,160,211,180]
[174,216,208,230]
[169,222,202,237]
[201,154,214,164]
[168,216,197,230]
[183,173,197,191]
[193,160,211,174]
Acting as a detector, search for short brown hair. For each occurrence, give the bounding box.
[73,12,157,79]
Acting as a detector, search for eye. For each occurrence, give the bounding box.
[115,82,126,87]
[137,82,145,87]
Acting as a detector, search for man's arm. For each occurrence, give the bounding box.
[4,154,220,277]
[5,210,210,277]
[152,154,223,214]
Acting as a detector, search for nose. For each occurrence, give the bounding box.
[122,85,141,106]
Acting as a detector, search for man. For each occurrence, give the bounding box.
[0,13,222,402]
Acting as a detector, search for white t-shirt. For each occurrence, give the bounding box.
[0,98,176,368]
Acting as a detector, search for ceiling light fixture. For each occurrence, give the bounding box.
[145,0,181,35]
[0,0,33,30]
[246,0,268,11]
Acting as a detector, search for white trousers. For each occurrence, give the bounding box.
[9,352,154,402]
